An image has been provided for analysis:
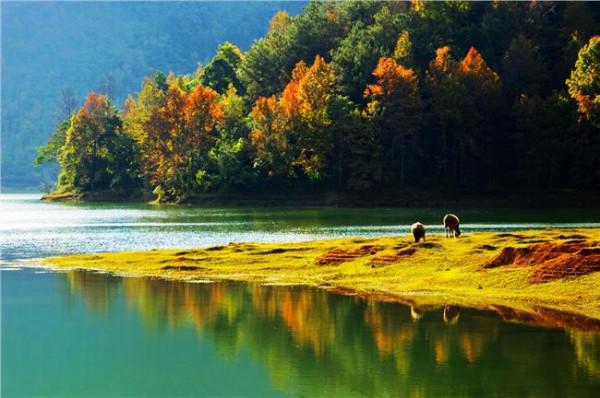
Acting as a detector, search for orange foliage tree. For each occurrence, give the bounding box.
[365,57,423,187]
[143,80,222,201]
[250,55,336,181]
[425,46,500,186]
[249,95,290,179]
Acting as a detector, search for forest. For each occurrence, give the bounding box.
[36,1,600,203]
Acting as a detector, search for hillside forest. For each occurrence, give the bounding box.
[35,1,600,202]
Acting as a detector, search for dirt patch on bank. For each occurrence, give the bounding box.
[484,241,600,283]
[316,245,383,265]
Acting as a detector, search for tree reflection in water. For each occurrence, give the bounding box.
[62,270,600,397]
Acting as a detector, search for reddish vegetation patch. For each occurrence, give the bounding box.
[316,245,383,265]
[370,247,416,266]
[484,247,519,268]
[484,241,600,283]
[530,246,600,283]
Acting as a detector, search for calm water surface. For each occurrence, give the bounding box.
[3,269,600,397]
[2,194,600,397]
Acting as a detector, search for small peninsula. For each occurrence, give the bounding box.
[41,229,600,323]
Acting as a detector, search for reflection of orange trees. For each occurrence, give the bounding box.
[121,279,244,335]
[364,301,415,355]
[459,331,490,364]
[250,285,336,356]
[280,289,336,355]
[569,330,600,378]
[62,274,600,397]
[428,309,498,365]
[122,277,189,329]
[363,301,416,376]
[249,284,279,318]
[65,271,120,314]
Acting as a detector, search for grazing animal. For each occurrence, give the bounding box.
[410,222,426,243]
[443,213,461,238]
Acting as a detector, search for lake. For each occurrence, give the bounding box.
[3,194,600,262]
[2,194,600,397]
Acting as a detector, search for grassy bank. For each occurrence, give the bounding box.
[40,229,600,323]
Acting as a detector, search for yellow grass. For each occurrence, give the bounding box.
[41,228,600,321]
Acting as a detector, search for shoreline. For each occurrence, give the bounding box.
[37,228,600,327]
[39,189,600,208]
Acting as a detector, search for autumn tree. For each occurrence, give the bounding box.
[365,57,423,187]
[248,95,290,183]
[57,92,139,194]
[331,5,406,102]
[458,46,502,187]
[123,74,168,145]
[248,55,336,183]
[292,55,337,179]
[425,46,501,187]
[143,81,223,201]
[424,46,462,182]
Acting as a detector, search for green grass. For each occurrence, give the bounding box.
[41,228,600,321]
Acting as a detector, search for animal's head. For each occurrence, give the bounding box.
[455,228,461,237]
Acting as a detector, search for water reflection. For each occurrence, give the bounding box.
[62,270,600,397]
[63,271,121,314]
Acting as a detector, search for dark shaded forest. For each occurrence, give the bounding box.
[35,1,600,203]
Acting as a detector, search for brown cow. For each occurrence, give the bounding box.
[443,213,461,238]
[410,222,426,243]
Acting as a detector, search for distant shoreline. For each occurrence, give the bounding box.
[38,229,600,327]
[38,189,600,208]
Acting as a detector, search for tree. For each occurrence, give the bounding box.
[344,107,383,191]
[293,55,337,179]
[248,95,290,182]
[239,2,348,100]
[514,93,578,188]
[365,57,423,187]
[58,92,139,194]
[201,42,245,94]
[34,117,72,168]
[393,31,415,68]
[331,5,407,102]
[143,81,223,201]
[501,34,548,99]
[425,46,463,183]
[566,36,600,127]
[123,75,167,144]
[456,46,502,188]
[425,46,502,188]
